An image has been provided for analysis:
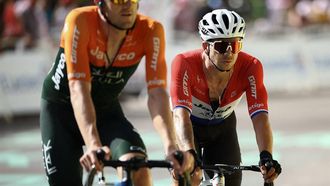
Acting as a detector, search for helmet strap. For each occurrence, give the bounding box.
[207,53,231,72]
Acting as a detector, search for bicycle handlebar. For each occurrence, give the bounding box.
[200,164,274,186]
[101,158,173,169]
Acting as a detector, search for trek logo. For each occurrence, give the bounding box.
[248,75,257,99]
[150,37,160,71]
[71,26,80,64]
[42,139,57,175]
[52,53,66,90]
[183,70,189,96]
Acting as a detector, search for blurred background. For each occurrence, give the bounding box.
[0,0,330,185]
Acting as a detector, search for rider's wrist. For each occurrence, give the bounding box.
[186,149,198,161]
[186,149,199,175]
[259,150,273,160]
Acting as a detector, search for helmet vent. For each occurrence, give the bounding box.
[233,13,238,24]
[222,14,229,29]
[232,26,237,33]
[217,27,224,34]
[211,14,219,25]
[208,29,216,34]
[203,20,209,26]
[238,26,243,33]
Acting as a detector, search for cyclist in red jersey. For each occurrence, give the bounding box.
[40,0,183,185]
[170,9,282,186]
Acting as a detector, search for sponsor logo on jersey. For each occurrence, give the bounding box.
[248,102,264,111]
[51,53,66,90]
[191,95,242,120]
[92,69,125,85]
[196,75,201,83]
[248,75,257,99]
[90,47,107,61]
[177,99,192,108]
[150,37,160,71]
[68,73,86,79]
[42,139,57,175]
[147,79,165,86]
[117,52,136,61]
[183,70,189,96]
[71,26,80,64]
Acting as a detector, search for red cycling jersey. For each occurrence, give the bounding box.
[170,49,268,125]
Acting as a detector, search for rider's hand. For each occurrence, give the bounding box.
[168,150,197,175]
[80,146,111,171]
[259,150,282,183]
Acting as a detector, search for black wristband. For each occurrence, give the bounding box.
[186,149,199,175]
[187,149,198,161]
[259,150,273,160]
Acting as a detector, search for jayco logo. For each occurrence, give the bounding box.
[52,53,66,90]
[90,47,106,61]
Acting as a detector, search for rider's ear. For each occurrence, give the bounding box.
[202,42,208,50]
[202,42,209,54]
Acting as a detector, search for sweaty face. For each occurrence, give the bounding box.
[104,0,138,29]
[208,38,242,71]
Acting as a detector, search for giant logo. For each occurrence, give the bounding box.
[183,70,189,96]
[71,26,80,64]
[248,75,257,99]
[150,37,160,71]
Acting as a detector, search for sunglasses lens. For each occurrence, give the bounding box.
[213,42,229,54]
[212,41,241,54]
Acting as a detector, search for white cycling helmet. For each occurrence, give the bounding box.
[198,9,246,41]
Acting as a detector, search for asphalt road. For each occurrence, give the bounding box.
[0,90,329,186]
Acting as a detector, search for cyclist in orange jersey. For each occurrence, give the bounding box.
[170,9,282,186]
[40,0,183,185]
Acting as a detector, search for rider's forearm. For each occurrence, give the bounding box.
[69,80,102,148]
[173,108,195,151]
[148,88,177,155]
[252,112,273,153]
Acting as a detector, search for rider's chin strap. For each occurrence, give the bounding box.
[207,53,231,72]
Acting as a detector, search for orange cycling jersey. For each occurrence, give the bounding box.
[170,49,268,125]
[42,6,167,106]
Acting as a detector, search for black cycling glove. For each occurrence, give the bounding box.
[259,150,282,175]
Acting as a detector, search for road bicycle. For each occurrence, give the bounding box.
[199,163,274,186]
[84,149,273,186]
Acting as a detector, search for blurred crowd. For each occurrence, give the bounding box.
[0,0,92,52]
[1,0,330,52]
[173,0,330,38]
